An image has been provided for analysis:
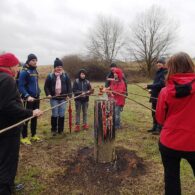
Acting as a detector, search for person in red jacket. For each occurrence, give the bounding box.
[109,67,126,129]
[156,52,195,195]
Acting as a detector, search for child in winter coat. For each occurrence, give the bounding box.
[44,58,72,136]
[73,69,92,132]
[156,52,195,195]
[108,67,126,129]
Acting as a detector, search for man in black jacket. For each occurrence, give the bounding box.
[0,53,42,195]
[147,57,167,135]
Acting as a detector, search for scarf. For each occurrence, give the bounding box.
[55,72,62,95]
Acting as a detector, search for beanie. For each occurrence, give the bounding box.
[110,63,117,68]
[157,57,166,65]
[54,58,63,68]
[26,54,37,64]
[0,53,19,67]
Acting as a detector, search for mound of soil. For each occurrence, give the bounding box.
[58,146,146,194]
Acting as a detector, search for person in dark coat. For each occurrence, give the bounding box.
[147,57,167,134]
[73,69,92,132]
[18,53,41,144]
[0,53,42,195]
[44,58,72,136]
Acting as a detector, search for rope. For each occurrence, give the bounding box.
[0,93,88,135]
[107,89,155,112]
[128,91,158,100]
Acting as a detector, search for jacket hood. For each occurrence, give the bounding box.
[111,67,123,80]
[78,69,87,79]
[167,73,195,98]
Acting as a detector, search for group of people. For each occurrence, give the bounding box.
[0,51,195,195]
[0,52,127,194]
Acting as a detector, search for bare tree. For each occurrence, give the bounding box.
[128,5,178,76]
[87,15,125,66]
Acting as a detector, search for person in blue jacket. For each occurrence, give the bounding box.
[147,57,167,135]
[18,54,41,145]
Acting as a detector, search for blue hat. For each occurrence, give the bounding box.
[157,57,166,64]
[26,53,37,64]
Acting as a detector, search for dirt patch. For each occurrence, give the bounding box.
[57,146,146,195]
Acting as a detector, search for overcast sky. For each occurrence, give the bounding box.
[1,0,195,65]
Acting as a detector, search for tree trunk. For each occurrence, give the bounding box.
[94,99,116,163]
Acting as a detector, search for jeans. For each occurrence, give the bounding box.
[75,101,88,125]
[50,99,66,117]
[115,105,123,128]
[159,142,195,195]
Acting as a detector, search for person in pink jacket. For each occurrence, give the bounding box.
[156,52,195,195]
[109,68,126,129]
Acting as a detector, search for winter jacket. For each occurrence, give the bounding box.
[147,68,167,103]
[105,70,128,95]
[73,78,92,102]
[18,64,40,98]
[0,70,33,137]
[44,72,72,99]
[156,73,195,151]
[110,68,126,106]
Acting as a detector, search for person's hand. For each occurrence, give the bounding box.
[27,96,35,102]
[33,109,43,117]
[47,95,52,99]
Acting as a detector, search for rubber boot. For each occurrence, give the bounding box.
[58,117,65,134]
[51,117,58,136]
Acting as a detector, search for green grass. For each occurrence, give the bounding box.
[16,81,195,195]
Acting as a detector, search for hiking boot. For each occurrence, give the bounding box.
[52,131,57,136]
[15,183,24,191]
[147,124,157,132]
[21,137,31,145]
[31,135,41,142]
[152,125,162,135]
[82,124,89,130]
[74,125,80,132]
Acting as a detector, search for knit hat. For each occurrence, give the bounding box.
[110,63,117,68]
[0,53,19,67]
[54,58,63,68]
[157,57,166,65]
[26,54,37,64]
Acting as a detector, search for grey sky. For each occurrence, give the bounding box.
[0,0,195,65]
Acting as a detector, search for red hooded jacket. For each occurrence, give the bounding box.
[110,68,126,106]
[156,73,195,151]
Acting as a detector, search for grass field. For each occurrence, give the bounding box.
[15,80,195,195]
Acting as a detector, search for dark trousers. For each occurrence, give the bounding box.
[152,101,157,126]
[0,132,20,195]
[159,143,195,195]
[22,100,40,138]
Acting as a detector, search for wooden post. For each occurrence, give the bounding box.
[94,99,116,163]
